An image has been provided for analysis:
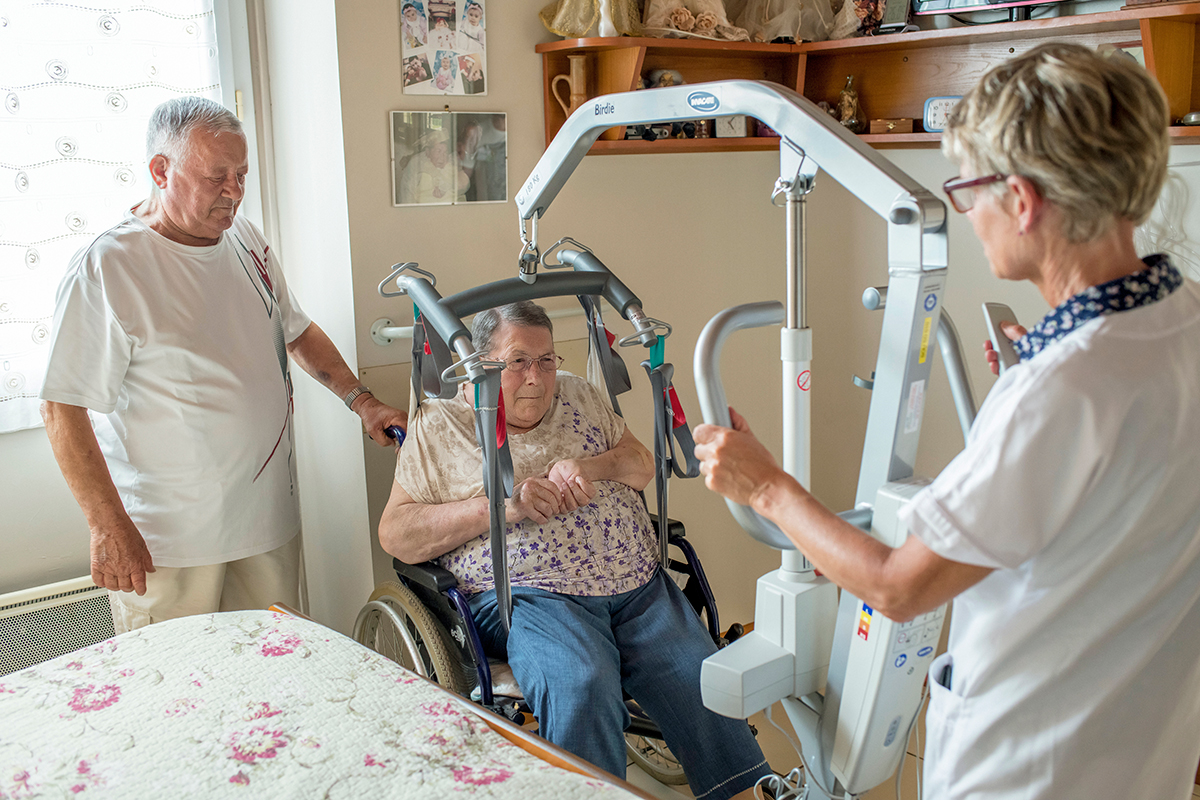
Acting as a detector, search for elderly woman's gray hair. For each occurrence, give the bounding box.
[472,301,554,354]
[942,42,1169,243]
[146,96,243,166]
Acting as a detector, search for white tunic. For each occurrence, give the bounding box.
[900,277,1200,799]
[41,212,311,567]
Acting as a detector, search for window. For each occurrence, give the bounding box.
[0,1,250,433]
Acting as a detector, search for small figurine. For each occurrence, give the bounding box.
[646,68,684,88]
[838,75,866,134]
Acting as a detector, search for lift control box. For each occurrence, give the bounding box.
[830,478,947,793]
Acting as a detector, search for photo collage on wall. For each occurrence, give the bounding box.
[401,0,487,96]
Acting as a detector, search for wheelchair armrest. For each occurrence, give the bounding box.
[392,558,459,594]
[648,514,686,541]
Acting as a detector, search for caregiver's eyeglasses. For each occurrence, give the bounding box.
[502,355,564,374]
[942,174,1008,213]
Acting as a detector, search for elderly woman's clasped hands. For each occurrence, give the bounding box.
[506,461,597,524]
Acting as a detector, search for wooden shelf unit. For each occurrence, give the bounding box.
[534,3,1200,153]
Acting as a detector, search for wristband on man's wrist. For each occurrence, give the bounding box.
[343,385,373,410]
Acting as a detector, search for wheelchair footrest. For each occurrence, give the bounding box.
[485,701,526,726]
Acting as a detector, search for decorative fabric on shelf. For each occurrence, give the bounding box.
[0,1,221,434]
[539,0,643,37]
[642,0,750,41]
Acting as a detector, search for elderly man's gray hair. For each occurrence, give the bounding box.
[146,96,243,165]
[472,301,554,355]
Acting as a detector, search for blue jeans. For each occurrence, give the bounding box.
[469,568,772,800]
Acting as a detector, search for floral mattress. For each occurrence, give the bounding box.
[0,609,640,798]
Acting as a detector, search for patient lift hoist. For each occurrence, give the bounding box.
[513,80,978,798]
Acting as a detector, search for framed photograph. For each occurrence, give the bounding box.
[401,0,487,96]
[391,111,507,207]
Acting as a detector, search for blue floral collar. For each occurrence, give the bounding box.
[1014,255,1183,362]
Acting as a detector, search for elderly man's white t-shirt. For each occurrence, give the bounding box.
[899,279,1200,799]
[41,212,311,567]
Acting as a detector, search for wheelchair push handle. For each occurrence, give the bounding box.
[385,425,406,447]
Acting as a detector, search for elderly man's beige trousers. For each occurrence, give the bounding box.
[108,535,302,634]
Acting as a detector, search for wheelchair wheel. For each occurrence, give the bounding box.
[626,731,688,785]
[625,698,688,786]
[354,580,467,695]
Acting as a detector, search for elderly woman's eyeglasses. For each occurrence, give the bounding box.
[943,174,1008,213]
[503,355,564,374]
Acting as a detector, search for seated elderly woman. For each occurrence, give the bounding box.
[695,43,1200,800]
[378,301,771,799]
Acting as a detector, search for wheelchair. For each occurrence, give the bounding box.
[354,515,743,785]
[354,255,746,784]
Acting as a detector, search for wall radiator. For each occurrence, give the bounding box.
[0,576,114,675]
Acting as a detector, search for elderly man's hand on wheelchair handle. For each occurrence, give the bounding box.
[547,459,597,513]
[506,477,564,524]
[355,396,408,447]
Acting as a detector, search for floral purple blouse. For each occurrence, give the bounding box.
[395,373,657,597]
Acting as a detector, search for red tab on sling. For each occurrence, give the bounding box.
[496,387,507,447]
[667,386,687,428]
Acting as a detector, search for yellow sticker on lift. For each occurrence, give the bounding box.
[919,317,932,364]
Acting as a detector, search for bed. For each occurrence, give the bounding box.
[0,608,650,798]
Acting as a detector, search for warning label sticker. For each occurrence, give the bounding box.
[903,380,926,434]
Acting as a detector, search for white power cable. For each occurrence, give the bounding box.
[763,705,848,800]
[894,681,930,799]
[914,687,925,800]
[759,705,807,799]
[755,767,806,800]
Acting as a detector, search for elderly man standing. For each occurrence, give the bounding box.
[39,96,405,633]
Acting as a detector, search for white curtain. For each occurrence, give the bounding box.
[0,1,221,433]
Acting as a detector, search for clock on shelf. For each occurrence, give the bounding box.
[923,96,963,133]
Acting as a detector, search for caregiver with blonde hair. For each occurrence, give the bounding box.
[695,42,1200,799]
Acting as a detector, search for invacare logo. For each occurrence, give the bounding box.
[687,91,720,113]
